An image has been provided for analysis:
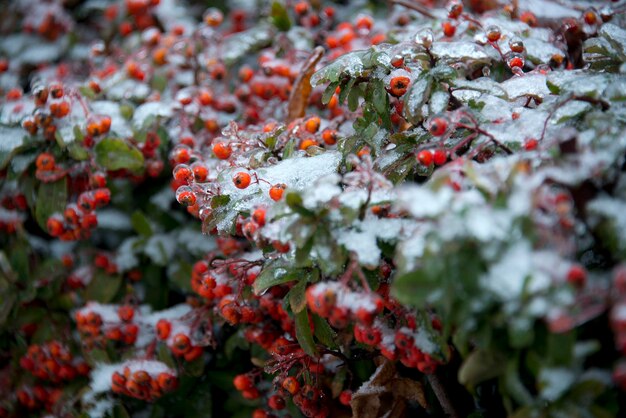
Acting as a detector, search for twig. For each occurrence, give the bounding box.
[391,0,436,19]
[427,373,460,418]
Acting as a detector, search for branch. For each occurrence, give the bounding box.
[391,0,436,19]
[427,373,460,418]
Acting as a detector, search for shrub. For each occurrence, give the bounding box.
[1,0,626,417]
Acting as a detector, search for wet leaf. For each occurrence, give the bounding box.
[35,177,67,232]
[270,1,291,31]
[95,137,144,172]
[85,270,122,303]
[288,279,307,313]
[295,309,317,356]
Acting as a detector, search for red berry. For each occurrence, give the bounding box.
[417,150,433,166]
[176,186,197,206]
[429,117,448,136]
[508,56,525,69]
[566,264,586,288]
[524,138,538,151]
[157,372,178,392]
[442,21,456,37]
[47,215,64,237]
[268,394,286,410]
[172,333,191,355]
[173,164,193,182]
[156,319,171,340]
[433,149,447,165]
[486,26,501,42]
[339,390,352,406]
[252,207,266,226]
[233,374,254,391]
[118,305,134,322]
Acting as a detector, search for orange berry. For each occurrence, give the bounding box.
[299,138,318,150]
[172,333,191,355]
[322,129,338,145]
[233,172,252,189]
[304,116,321,133]
[36,152,55,171]
[212,142,232,159]
[282,376,300,395]
[387,76,410,97]
[269,183,286,201]
[156,319,171,340]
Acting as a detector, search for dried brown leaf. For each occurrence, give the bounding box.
[287,46,324,122]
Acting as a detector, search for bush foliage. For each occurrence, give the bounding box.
[1,0,626,417]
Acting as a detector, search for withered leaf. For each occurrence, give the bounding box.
[287,46,324,122]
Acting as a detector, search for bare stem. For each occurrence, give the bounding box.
[427,373,460,418]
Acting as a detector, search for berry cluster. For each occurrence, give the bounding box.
[19,341,90,383]
[110,360,178,401]
[46,187,110,240]
[155,317,204,361]
[74,302,139,348]
[306,282,384,328]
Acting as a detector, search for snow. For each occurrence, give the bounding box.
[336,217,413,268]
[142,304,192,327]
[216,151,342,232]
[481,243,553,301]
[396,186,453,218]
[132,102,174,129]
[539,367,575,401]
[501,74,550,99]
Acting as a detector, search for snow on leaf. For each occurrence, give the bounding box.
[600,23,626,60]
[132,102,174,129]
[430,41,490,63]
[222,24,274,65]
[501,74,550,100]
[311,50,367,86]
[0,126,27,169]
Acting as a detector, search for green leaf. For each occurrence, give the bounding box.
[312,314,337,348]
[288,279,307,313]
[151,74,168,92]
[270,1,291,31]
[338,78,356,105]
[113,404,131,418]
[295,309,317,356]
[158,343,176,368]
[600,23,626,59]
[211,194,230,209]
[458,349,505,388]
[85,270,122,303]
[285,192,315,217]
[403,74,432,124]
[95,137,144,172]
[67,142,89,160]
[253,262,301,295]
[35,177,67,232]
[131,210,153,237]
[322,81,339,105]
